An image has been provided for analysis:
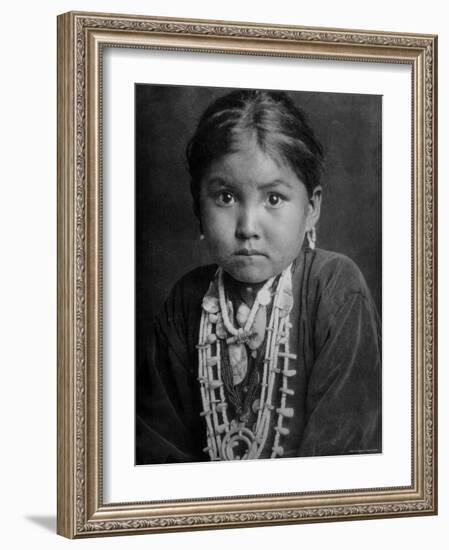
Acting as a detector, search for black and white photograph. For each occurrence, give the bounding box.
[135,84,382,465]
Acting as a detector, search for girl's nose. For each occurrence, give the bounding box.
[235,206,260,240]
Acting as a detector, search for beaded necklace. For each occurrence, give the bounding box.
[197,265,297,461]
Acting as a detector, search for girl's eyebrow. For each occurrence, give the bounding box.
[258,179,294,190]
[206,177,234,189]
[206,177,293,190]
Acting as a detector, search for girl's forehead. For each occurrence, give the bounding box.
[207,140,297,185]
[203,162,306,200]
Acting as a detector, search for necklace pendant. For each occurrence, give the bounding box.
[228,343,248,385]
[221,425,258,460]
[246,306,267,350]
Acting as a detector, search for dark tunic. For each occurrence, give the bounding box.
[136,248,382,464]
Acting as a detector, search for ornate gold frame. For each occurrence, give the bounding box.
[57,11,438,538]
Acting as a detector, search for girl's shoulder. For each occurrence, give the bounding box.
[165,264,218,312]
[174,264,218,294]
[305,248,373,302]
[155,264,218,336]
[302,248,380,345]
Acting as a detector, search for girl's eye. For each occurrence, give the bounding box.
[266,193,284,208]
[216,191,235,206]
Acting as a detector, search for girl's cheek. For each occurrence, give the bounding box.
[211,207,233,227]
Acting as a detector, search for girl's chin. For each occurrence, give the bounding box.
[223,265,274,285]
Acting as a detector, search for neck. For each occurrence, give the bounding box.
[224,273,266,308]
[239,284,262,307]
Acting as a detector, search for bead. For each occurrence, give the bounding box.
[278,287,294,317]
[272,445,284,456]
[196,343,211,350]
[206,333,217,344]
[275,426,290,435]
[236,303,250,326]
[276,407,294,418]
[216,319,227,339]
[280,387,295,396]
[282,369,297,377]
[258,288,272,306]
[252,399,261,413]
[202,295,219,313]
[207,357,218,367]
[209,313,219,324]
[277,351,297,359]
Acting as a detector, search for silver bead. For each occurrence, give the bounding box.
[276,407,294,418]
[258,288,272,306]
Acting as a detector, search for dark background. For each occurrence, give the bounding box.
[135,84,382,367]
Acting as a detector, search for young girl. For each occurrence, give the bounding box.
[136,89,381,464]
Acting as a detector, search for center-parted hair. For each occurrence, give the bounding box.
[186,89,324,223]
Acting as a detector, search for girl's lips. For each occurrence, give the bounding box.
[235,249,267,257]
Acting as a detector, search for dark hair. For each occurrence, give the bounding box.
[186,89,324,223]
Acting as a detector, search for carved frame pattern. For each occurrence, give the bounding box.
[57,11,437,538]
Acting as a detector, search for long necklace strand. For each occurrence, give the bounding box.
[197,266,296,460]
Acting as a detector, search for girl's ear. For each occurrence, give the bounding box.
[305,186,322,232]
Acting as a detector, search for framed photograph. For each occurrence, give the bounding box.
[57,11,437,538]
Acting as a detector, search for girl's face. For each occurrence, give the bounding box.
[200,138,321,284]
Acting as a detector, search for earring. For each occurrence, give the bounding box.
[306,227,316,250]
[199,234,205,241]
